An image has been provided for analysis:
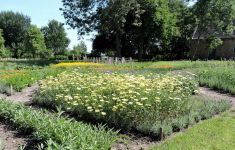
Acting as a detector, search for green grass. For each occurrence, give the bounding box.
[153,112,235,150]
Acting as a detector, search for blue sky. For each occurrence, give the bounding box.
[0,0,93,51]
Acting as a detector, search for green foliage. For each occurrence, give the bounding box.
[41,20,70,56]
[61,0,180,59]
[207,36,223,51]
[0,29,4,49]
[34,70,198,134]
[0,68,64,95]
[0,29,5,57]
[136,97,231,137]
[25,25,48,58]
[70,41,87,56]
[198,68,235,94]
[0,11,31,58]
[193,0,234,38]
[0,100,118,149]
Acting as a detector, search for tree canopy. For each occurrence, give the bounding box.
[61,0,234,60]
[25,25,47,58]
[41,20,70,56]
[0,11,31,58]
[0,29,4,50]
[192,0,234,58]
[70,41,87,56]
[61,0,181,60]
[0,29,5,57]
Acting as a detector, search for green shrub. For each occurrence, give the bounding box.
[198,68,235,94]
[0,99,118,150]
[136,98,231,137]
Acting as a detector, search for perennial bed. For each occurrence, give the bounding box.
[0,99,118,150]
[0,68,64,95]
[34,70,197,131]
[198,68,235,95]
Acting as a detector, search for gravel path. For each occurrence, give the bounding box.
[0,85,38,104]
[199,87,235,107]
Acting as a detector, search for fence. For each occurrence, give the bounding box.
[0,58,30,61]
[84,57,133,64]
[0,57,134,64]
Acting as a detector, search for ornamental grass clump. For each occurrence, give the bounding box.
[34,70,198,130]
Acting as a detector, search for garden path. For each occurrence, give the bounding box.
[0,85,38,104]
[199,87,235,107]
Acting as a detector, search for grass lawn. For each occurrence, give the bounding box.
[153,112,235,150]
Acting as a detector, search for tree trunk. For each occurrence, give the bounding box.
[138,43,144,62]
[115,34,122,58]
[13,48,18,59]
[192,35,201,61]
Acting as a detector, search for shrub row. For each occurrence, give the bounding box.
[137,97,231,137]
[0,99,118,150]
[198,68,235,94]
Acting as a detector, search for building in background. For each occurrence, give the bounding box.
[190,20,235,59]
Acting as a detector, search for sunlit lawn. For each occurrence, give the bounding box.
[153,112,235,150]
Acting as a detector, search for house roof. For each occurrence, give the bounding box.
[192,20,235,40]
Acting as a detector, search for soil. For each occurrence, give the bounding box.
[6,85,38,104]
[0,123,37,150]
[111,134,158,150]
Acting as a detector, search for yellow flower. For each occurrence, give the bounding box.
[101,112,106,116]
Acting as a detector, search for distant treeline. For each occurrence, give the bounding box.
[0,11,87,59]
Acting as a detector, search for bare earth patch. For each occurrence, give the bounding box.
[0,124,27,150]
[2,85,38,104]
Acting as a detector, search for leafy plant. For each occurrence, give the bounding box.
[0,99,118,150]
[34,70,198,133]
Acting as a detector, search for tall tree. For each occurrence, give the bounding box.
[25,25,47,58]
[128,0,178,60]
[0,11,31,58]
[0,29,4,49]
[166,0,196,59]
[70,41,87,56]
[41,20,70,56]
[61,0,142,57]
[61,0,178,60]
[0,29,5,57]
